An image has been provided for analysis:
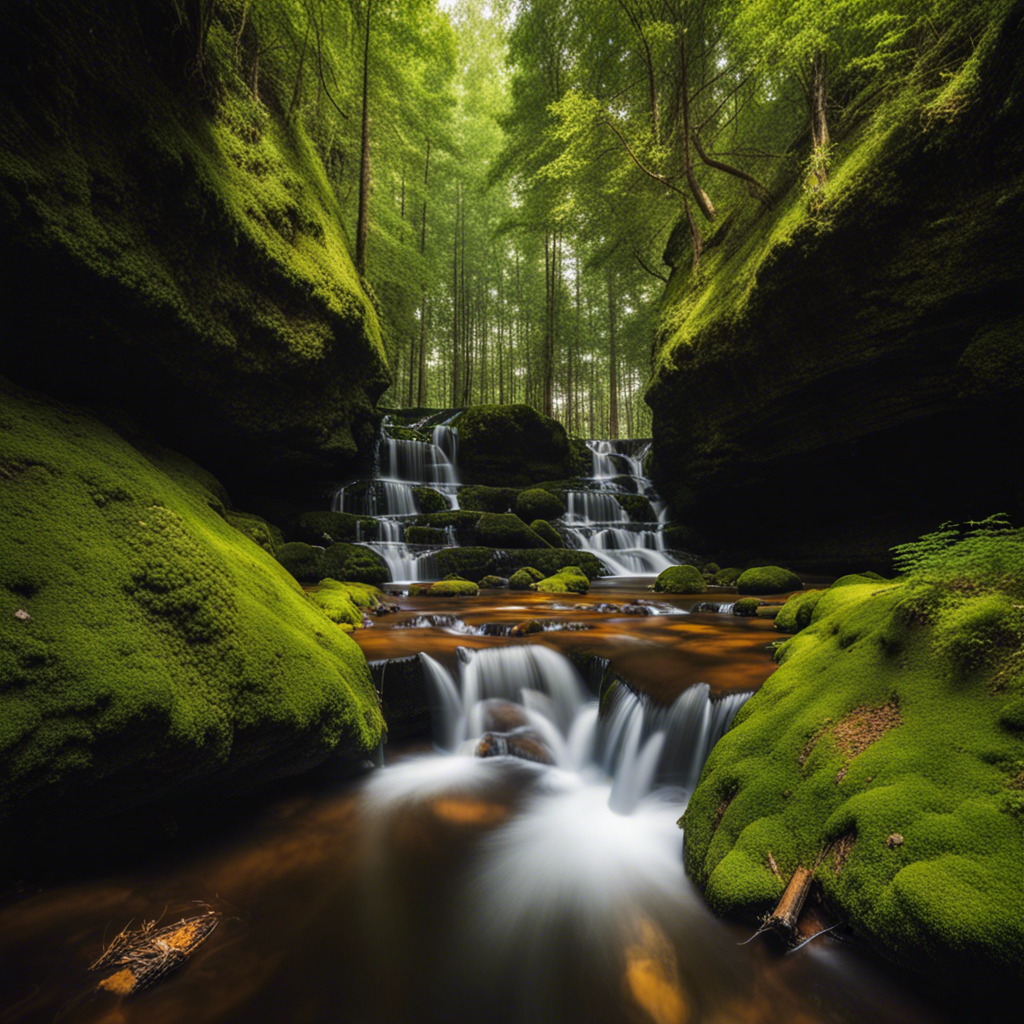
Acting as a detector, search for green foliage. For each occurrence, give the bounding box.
[298,511,375,545]
[479,575,509,588]
[736,566,803,594]
[309,579,383,630]
[277,542,325,583]
[654,565,706,594]
[407,526,446,545]
[534,567,590,595]
[0,379,382,838]
[476,512,552,549]
[425,579,480,597]
[714,567,743,586]
[774,590,824,633]
[529,520,564,548]
[510,566,545,590]
[516,488,566,522]
[321,543,390,587]
[224,511,279,555]
[614,494,657,523]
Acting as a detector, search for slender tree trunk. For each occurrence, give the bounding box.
[416,140,431,406]
[355,0,373,276]
[680,33,715,222]
[607,269,619,440]
[809,50,830,185]
[452,190,460,405]
[498,264,505,404]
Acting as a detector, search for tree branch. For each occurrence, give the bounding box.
[602,118,690,199]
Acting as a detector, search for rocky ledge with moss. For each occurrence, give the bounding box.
[0,379,384,847]
[682,520,1024,985]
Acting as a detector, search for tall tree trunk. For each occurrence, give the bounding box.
[452,191,460,405]
[679,32,715,222]
[607,269,619,440]
[355,0,373,276]
[809,50,830,186]
[416,140,431,407]
[498,264,505,404]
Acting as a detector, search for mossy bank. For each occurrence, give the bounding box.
[0,379,384,848]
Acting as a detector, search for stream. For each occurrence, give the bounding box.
[0,426,968,1024]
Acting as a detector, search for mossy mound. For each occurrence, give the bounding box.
[736,566,803,595]
[412,486,450,514]
[774,590,824,634]
[534,567,590,595]
[683,565,1024,982]
[654,565,706,594]
[516,488,566,522]
[412,510,483,542]
[702,562,721,576]
[479,575,508,589]
[476,513,551,550]
[459,485,521,514]
[732,598,762,617]
[425,580,479,598]
[297,511,376,546]
[406,526,446,545]
[321,544,389,587]
[433,547,605,583]
[530,520,564,548]
[454,405,575,487]
[277,542,325,583]
[309,580,383,630]
[0,380,383,842]
[224,511,282,555]
[714,567,743,586]
[614,494,657,523]
[510,567,545,590]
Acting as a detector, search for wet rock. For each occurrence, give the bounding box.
[476,699,530,733]
[510,619,544,636]
[475,727,554,766]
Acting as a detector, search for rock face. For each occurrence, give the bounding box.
[0,379,384,843]
[646,10,1024,572]
[0,0,388,512]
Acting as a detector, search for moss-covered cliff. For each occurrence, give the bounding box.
[0,0,389,509]
[647,6,1024,571]
[0,378,383,846]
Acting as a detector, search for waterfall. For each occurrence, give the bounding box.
[419,646,750,814]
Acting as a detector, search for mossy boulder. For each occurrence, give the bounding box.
[321,543,390,587]
[516,488,566,522]
[225,511,281,555]
[309,579,383,630]
[683,575,1024,982]
[736,566,803,595]
[476,513,551,549]
[479,575,508,589]
[407,526,446,545]
[714,567,743,586]
[432,547,605,583]
[277,542,325,583]
[614,493,657,523]
[412,486,450,513]
[459,485,521,514]
[425,580,480,598]
[529,520,564,548]
[534,567,590,595]
[297,511,375,545]
[454,405,575,487]
[732,598,762,617]
[412,510,483,542]
[0,380,383,843]
[433,547,499,582]
[510,567,545,590]
[654,565,706,594]
[774,590,824,634]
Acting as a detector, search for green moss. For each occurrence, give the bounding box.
[0,379,382,840]
[933,593,1024,670]
[775,590,825,634]
[737,566,803,595]
[998,697,1024,731]
[476,513,551,549]
[516,488,566,522]
[308,579,383,628]
[454,405,575,486]
[425,580,479,598]
[732,598,761,617]
[321,543,389,587]
[534,569,590,594]
[224,511,279,554]
[432,547,605,583]
[683,563,1024,981]
[662,524,701,551]
[412,486,450,514]
[614,493,656,523]
[459,485,521,514]
[479,575,508,588]
[510,567,545,590]
[298,511,374,545]
[406,526,445,545]
[654,565,706,594]
[387,426,430,443]
[714,567,743,586]
[277,542,325,583]
[412,510,483,542]
[702,562,721,576]
[530,520,564,548]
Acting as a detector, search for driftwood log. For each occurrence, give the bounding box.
[766,866,813,943]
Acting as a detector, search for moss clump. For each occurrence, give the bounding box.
[224,511,280,555]
[732,598,762,617]
[654,565,706,594]
[737,566,803,595]
[454,405,575,486]
[714,567,743,586]
[407,526,445,545]
[459,485,521,514]
[832,573,886,588]
[479,575,508,588]
[775,590,825,634]
[534,566,590,595]
[477,513,551,549]
[433,547,500,582]
[683,528,1024,981]
[425,580,479,598]
[309,579,383,629]
[516,488,566,522]
[0,380,383,842]
[614,493,657,523]
[321,544,389,587]
[933,593,1023,670]
[412,486,450,514]
[702,562,721,576]
[510,567,545,590]
[432,547,605,583]
[412,510,483,542]
[277,543,325,583]
[662,524,701,551]
[530,520,564,548]
[387,426,430,443]
[298,511,374,545]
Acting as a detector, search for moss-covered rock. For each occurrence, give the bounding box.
[459,485,521,514]
[736,566,803,595]
[425,580,479,598]
[529,520,564,548]
[534,567,590,594]
[476,513,551,549]
[412,486,450,514]
[614,493,657,523]
[702,562,721,577]
[412,510,483,542]
[433,547,605,583]
[297,511,375,546]
[433,547,499,582]
[510,567,545,590]
[774,590,824,633]
[654,565,706,594]
[0,379,383,843]
[309,579,383,630]
[406,526,446,545]
[387,426,430,443]
[479,575,508,589]
[321,543,390,587]
[277,542,326,583]
[454,405,575,487]
[224,511,281,555]
[732,598,762,616]
[683,569,1024,982]
[0,0,388,502]
[516,488,566,522]
[714,567,743,586]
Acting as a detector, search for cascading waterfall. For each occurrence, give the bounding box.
[560,439,676,577]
